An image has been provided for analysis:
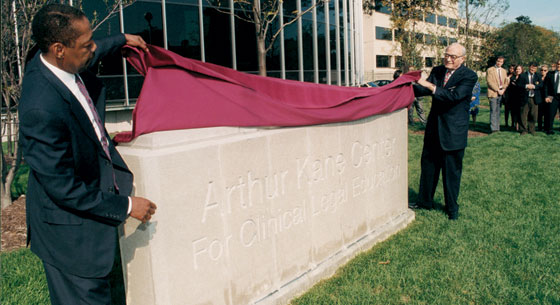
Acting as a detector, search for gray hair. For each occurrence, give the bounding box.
[446,43,467,57]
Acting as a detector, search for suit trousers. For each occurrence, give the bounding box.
[520,97,538,134]
[418,140,465,216]
[408,98,427,125]
[43,261,112,305]
[544,96,560,133]
[489,96,503,131]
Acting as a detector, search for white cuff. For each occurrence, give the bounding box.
[127,197,132,215]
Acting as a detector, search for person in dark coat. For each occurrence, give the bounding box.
[409,43,478,220]
[19,4,156,304]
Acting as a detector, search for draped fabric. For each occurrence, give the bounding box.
[114,45,420,143]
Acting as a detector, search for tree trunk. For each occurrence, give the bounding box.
[253,0,267,76]
[1,157,16,209]
[257,34,267,76]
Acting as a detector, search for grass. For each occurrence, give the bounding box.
[291,100,560,304]
[2,99,560,305]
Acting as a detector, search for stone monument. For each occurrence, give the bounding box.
[117,109,414,304]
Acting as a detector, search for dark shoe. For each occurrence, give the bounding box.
[448,213,458,220]
[409,202,432,210]
[546,131,555,135]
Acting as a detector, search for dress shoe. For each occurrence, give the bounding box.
[546,131,555,135]
[408,202,432,210]
[448,213,458,220]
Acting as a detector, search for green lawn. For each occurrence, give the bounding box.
[3,103,560,305]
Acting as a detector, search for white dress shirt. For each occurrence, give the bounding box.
[40,54,132,214]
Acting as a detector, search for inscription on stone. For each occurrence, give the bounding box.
[193,137,400,270]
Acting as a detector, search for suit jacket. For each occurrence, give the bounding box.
[486,66,509,98]
[414,64,478,151]
[517,71,543,105]
[544,70,560,99]
[19,34,132,278]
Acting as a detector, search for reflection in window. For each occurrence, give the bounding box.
[376,55,390,68]
[203,7,232,68]
[166,3,202,60]
[374,0,391,14]
[448,18,457,28]
[437,15,447,26]
[425,57,435,67]
[425,13,435,24]
[395,56,403,69]
[375,26,392,41]
[425,34,435,45]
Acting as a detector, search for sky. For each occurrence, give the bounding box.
[495,0,560,31]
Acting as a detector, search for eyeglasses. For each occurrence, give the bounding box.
[443,53,463,61]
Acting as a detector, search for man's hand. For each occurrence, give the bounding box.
[124,34,149,53]
[130,197,157,223]
[498,89,505,95]
[417,79,436,93]
[545,97,552,103]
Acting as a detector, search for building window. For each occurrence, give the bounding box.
[425,13,435,24]
[448,18,457,28]
[425,34,435,45]
[376,55,391,68]
[439,36,448,46]
[437,15,447,26]
[425,57,435,67]
[374,0,391,14]
[375,26,393,41]
[449,37,457,44]
[415,32,424,43]
[395,56,404,68]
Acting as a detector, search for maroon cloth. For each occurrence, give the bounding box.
[114,45,420,142]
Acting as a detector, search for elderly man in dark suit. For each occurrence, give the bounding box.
[409,43,478,220]
[517,63,543,135]
[19,4,157,304]
[544,59,560,134]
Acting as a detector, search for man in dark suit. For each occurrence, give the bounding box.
[19,4,157,304]
[409,43,478,220]
[544,59,560,134]
[517,63,543,135]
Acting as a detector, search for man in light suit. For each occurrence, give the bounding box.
[487,56,509,133]
[409,43,478,220]
[19,4,157,304]
[544,59,560,134]
[517,63,543,135]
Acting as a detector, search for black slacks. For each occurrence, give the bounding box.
[418,139,465,216]
[544,97,560,133]
[43,261,112,305]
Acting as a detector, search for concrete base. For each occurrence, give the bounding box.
[117,109,412,305]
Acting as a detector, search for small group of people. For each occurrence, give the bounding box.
[487,57,560,135]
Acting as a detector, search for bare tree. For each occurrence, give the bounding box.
[1,0,46,209]
[364,0,442,71]
[456,0,509,69]
[208,0,325,76]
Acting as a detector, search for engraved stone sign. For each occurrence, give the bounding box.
[117,109,414,305]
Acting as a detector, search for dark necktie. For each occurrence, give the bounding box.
[75,76,119,192]
[554,71,560,94]
[75,76,112,160]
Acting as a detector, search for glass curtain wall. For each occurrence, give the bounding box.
[85,0,363,107]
